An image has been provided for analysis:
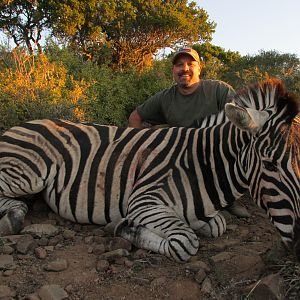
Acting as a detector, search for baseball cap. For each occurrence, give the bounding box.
[172,47,200,64]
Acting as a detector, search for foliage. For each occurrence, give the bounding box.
[192,43,241,79]
[40,0,216,71]
[0,42,299,131]
[0,49,89,132]
[44,41,173,126]
[221,50,300,95]
[0,0,50,53]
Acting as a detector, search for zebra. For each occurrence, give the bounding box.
[0,79,299,262]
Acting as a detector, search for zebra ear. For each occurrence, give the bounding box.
[225,103,269,133]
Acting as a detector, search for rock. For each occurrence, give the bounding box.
[105,237,132,252]
[0,285,16,298]
[44,259,68,272]
[3,234,24,243]
[194,269,207,284]
[91,228,106,236]
[202,239,240,251]
[16,234,38,254]
[62,229,76,240]
[114,257,134,267]
[185,260,211,273]
[21,224,59,237]
[38,284,68,300]
[0,255,14,270]
[37,236,49,246]
[211,253,265,284]
[168,279,202,300]
[84,236,94,244]
[24,293,40,300]
[96,260,110,272]
[227,224,238,231]
[48,235,64,246]
[0,245,14,255]
[210,252,234,264]
[246,273,284,300]
[99,249,129,261]
[150,276,167,288]
[200,277,214,295]
[92,244,106,255]
[44,246,54,252]
[35,247,47,259]
[133,249,149,259]
[3,269,14,276]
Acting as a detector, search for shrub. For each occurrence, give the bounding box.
[0,49,89,132]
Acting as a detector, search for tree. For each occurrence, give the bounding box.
[192,43,241,79]
[0,0,50,53]
[222,50,300,94]
[46,0,216,71]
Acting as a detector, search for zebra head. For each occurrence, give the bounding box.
[225,79,300,260]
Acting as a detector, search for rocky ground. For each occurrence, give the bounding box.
[1,193,299,300]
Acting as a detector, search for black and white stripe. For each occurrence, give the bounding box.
[0,79,299,261]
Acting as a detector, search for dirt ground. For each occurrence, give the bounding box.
[1,193,298,300]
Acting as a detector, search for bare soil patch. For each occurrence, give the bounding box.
[1,194,297,299]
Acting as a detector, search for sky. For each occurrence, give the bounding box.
[197,0,300,58]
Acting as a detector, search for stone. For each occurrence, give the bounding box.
[92,244,106,255]
[0,285,16,298]
[99,249,129,261]
[212,253,265,284]
[200,278,214,295]
[185,260,211,272]
[48,235,64,246]
[168,279,202,300]
[96,259,110,272]
[150,276,167,288]
[0,255,14,270]
[92,228,106,236]
[44,246,54,252]
[210,252,233,264]
[246,273,284,300]
[24,293,40,300]
[194,269,207,284]
[16,234,38,254]
[62,229,76,240]
[44,259,68,272]
[0,245,14,255]
[37,236,49,246]
[84,236,94,244]
[21,224,59,237]
[3,269,14,276]
[38,284,68,300]
[202,239,240,251]
[35,247,47,259]
[105,237,132,252]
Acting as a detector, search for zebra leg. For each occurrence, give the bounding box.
[0,197,28,236]
[115,206,199,262]
[194,211,227,238]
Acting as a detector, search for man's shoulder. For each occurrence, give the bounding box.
[201,79,233,89]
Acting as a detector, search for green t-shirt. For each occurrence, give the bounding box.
[137,79,236,127]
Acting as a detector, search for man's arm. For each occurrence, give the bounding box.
[128,109,144,128]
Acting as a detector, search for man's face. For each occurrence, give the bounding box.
[172,55,201,88]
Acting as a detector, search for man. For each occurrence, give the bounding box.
[128,47,235,128]
[128,47,250,218]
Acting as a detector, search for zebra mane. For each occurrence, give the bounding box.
[234,78,300,124]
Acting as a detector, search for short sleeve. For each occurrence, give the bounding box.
[216,81,236,111]
[137,91,167,125]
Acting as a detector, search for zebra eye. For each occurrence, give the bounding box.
[262,160,278,172]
